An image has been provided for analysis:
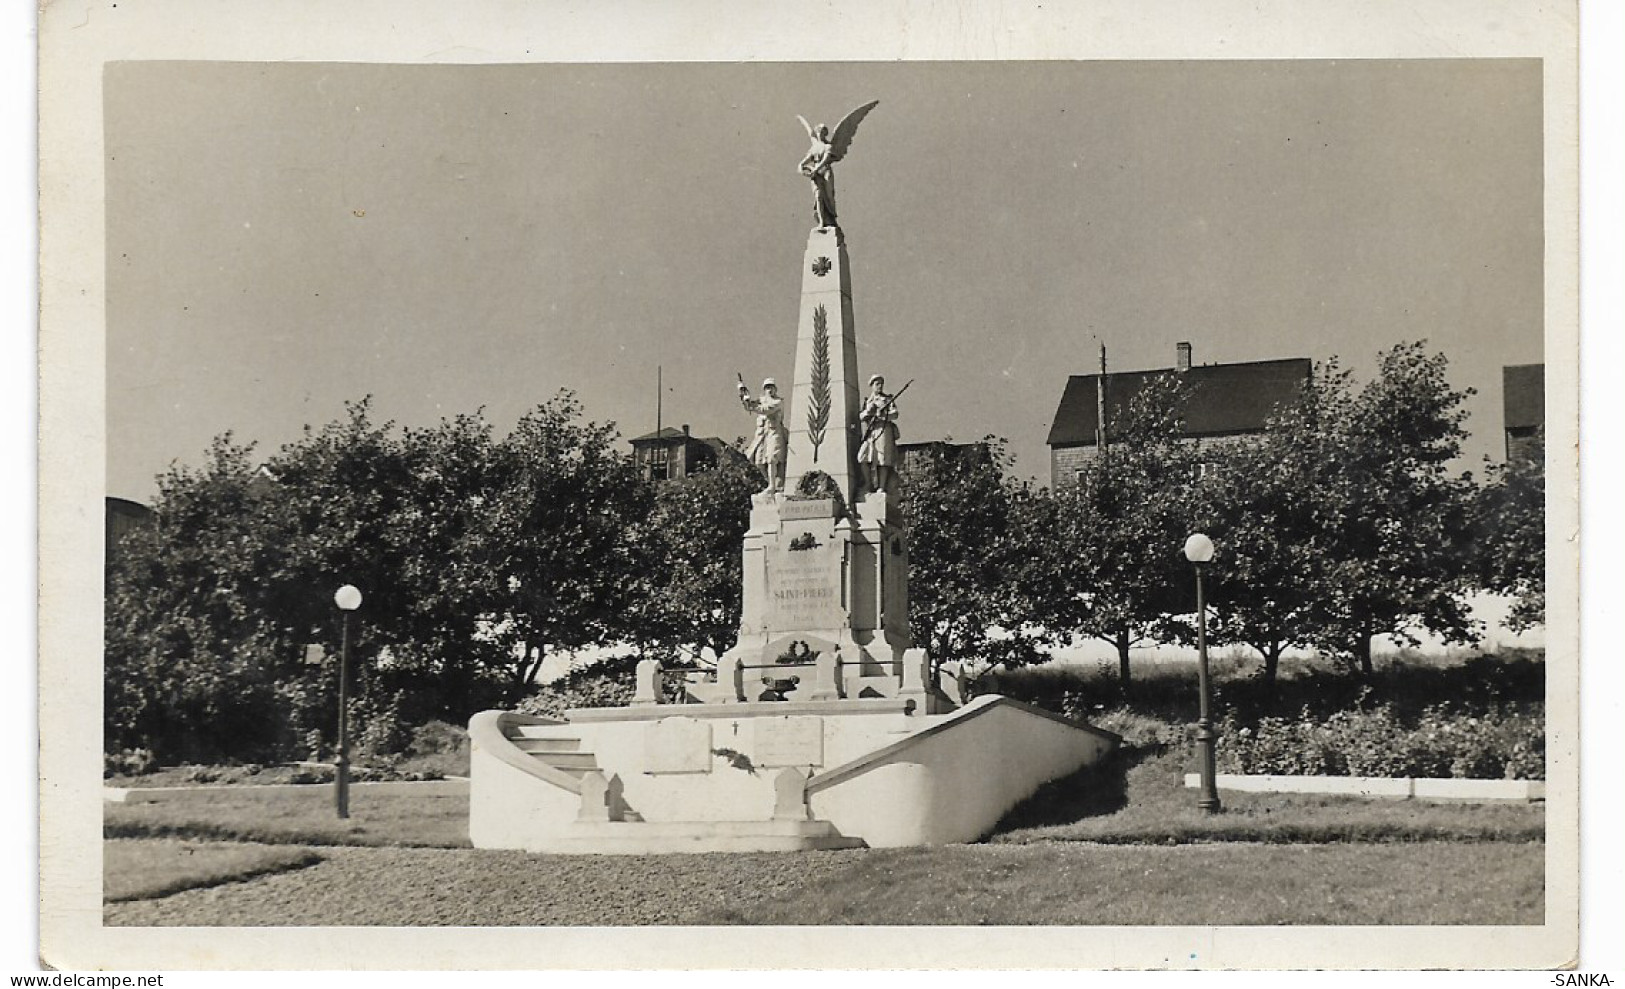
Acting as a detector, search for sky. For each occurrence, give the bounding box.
[105,59,1543,501]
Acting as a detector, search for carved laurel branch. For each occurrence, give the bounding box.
[807,304,831,461]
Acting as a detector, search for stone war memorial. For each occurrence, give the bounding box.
[469,103,1119,854]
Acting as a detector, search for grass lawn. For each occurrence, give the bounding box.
[102,657,1547,927]
[718,841,1544,926]
[104,840,1543,926]
[105,789,472,848]
[102,745,1543,852]
[104,839,323,903]
[993,744,1546,845]
[103,738,1544,927]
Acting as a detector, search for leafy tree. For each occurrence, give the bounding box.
[104,435,308,761]
[630,453,762,662]
[259,401,464,712]
[1034,375,1204,683]
[1473,430,1545,630]
[1309,342,1481,674]
[474,394,652,688]
[104,392,652,762]
[899,439,1047,675]
[1199,363,1352,684]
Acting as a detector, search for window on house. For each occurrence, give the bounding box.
[647,444,671,481]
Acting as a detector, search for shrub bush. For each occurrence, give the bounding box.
[182,766,223,784]
[1062,702,1190,750]
[287,765,335,785]
[518,667,637,720]
[348,764,444,783]
[1218,703,1544,780]
[355,690,413,759]
[390,720,470,778]
[975,650,1543,727]
[104,748,159,779]
[405,720,467,756]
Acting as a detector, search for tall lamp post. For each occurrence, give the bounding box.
[333,584,363,820]
[1183,533,1222,814]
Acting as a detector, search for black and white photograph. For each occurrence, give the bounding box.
[33,0,1593,974]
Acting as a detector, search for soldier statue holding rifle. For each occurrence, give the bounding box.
[858,374,909,496]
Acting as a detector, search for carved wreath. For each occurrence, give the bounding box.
[806,304,831,461]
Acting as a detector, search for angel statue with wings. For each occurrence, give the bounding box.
[797,100,879,230]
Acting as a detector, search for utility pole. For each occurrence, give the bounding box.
[1096,341,1108,454]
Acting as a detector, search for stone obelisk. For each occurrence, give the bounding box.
[785,225,862,504]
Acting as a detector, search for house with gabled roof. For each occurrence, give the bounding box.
[628,424,747,482]
[1044,342,1311,488]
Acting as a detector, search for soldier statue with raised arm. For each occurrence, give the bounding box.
[737,373,789,495]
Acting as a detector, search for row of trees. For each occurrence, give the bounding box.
[105,342,1543,763]
[105,394,756,762]
[902,341,1544,683]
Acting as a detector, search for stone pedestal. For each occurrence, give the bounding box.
[733,489,912,680]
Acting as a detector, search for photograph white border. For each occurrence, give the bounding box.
[36,0,1582,971]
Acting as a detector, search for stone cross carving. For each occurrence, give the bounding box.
[796,101,879,230]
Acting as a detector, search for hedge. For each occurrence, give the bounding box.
[1215,703,1544,780]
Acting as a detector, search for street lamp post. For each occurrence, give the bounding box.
[1183,533,1222,814]
[333,584,363,819]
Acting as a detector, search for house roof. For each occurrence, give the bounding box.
[1046,357,1312,447]
[628,428,741,460]
[698,436,748,462]
[1502,364,1544,432]
[628,426,698,445]
[106,496,154,522]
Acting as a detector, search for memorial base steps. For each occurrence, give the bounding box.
[470,697,1122,852]
[506,726,600,779]
[540,818,865,855]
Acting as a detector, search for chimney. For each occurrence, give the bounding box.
[682,423,690,436]
[1176,342,1193,373]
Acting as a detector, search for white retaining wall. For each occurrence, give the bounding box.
[1183,772,1544,801]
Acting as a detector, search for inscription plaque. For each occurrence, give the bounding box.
[755,716,825,768]
[644,717,712,774]
[765,538,845,631]
[781,498,837,520]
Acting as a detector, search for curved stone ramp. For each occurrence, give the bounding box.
[469,697,1120,852]
[468,711,586,850]
[468,711,587,793]
[805,696,1121,847]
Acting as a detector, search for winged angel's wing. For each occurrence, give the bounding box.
[796,114,816,140]
[826,100,879,161]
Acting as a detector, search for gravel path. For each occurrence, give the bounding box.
[104,839,1542,927]
[104,845,871,926]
